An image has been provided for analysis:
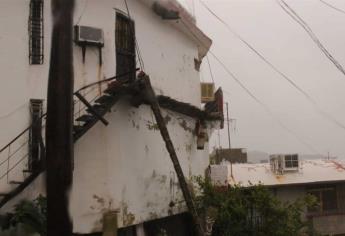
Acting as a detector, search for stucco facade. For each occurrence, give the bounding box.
[0,0,216,234]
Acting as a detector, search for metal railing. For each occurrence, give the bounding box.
[0,69,139,192]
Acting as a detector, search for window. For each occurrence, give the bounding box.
[29,0,44,64]
[285,154,298,168]
[29,99,43,172]
[115,13,136,82]
[308,186,338,214]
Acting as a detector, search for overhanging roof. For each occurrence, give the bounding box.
[140,0,212,60]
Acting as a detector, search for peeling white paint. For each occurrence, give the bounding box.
[0,0,213,234]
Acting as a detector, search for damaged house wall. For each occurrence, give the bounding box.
[0,0,214,235]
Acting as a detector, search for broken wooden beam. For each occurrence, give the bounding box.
[140,73,205,236]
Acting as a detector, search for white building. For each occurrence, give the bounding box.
[210,158,345,235]
[0,0,223,235]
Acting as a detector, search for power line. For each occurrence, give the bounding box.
[208,50,320,154]
[277,0,345,79]
[199,0,345,131]
[319,0,345,15]
[179,20,320,154]
[75,0,89,25]
[206,55,215,83]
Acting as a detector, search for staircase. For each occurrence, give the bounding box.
[0,74,130,208]
[0,70,221,211]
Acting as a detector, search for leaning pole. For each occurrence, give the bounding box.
[45,0,75,235]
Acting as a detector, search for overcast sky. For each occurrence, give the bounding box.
[179,0,345,158]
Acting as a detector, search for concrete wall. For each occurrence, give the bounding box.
[0,0,212,234]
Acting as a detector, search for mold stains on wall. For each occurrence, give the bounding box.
[178,119,194,134]
[146,122,159,131]
[164,114,172,124]
[188,164,192,179]
[93,194,105,206]
[149,212,159,221]
[131,119,140,130]
[152,170,157,179]
[145,145,149,156]
[151,170,167,184]
[146,114,172,131]
[122,203,135,227]
[90,194,114,212]
[185,144,192,154]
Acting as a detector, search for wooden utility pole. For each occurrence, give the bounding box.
[140,74,205,236]
[45,0,75,235]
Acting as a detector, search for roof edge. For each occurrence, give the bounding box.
[140,0,212,60]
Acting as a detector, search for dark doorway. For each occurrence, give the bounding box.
[115,13,136,82]
[144,213,195,236]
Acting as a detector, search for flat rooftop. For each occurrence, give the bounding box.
[210,159,345,187]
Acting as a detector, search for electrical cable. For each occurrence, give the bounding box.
[75,0,89,25]
[0,103,28,120]
[277,0,345,80]
[123,0,145,71]
[206,55,215,83]
[199,0,345,131]
[179,19,321,154]
[319,0,345,15]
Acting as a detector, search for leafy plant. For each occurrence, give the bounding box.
[194,177,318,236]
[0,195,46,236]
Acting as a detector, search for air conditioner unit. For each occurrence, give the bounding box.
[270,154,299,174]
[283,154,299,171]
[74,25,104,47]
[201,82,215,103]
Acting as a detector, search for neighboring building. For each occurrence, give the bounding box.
[210,148,248,164]
[0,0,223,235]
[210,157,345,236]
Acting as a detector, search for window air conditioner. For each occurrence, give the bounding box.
[74,25,104,47]
[201,82,215,103]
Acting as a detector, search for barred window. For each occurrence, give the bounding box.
[115,13,136,82]
[29,0,44,64]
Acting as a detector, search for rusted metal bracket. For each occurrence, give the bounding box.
[140,73,205,236]
[75,92,109,126]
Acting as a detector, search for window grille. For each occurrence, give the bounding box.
[29,0,44,64]
[284,154,298,168]
[115,13,136,82]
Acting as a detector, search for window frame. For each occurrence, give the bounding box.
[307,185,338,215]
[284,155,298,169]
[29,0,44,65]
[115,11,136,82]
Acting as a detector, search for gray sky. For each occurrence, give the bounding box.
[180,0,345,158]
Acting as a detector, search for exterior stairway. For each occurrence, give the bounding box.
[0,71,221,209]
[0,75,128,208]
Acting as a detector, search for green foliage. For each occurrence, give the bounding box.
[194,177,317,236]
[0,195,47,236]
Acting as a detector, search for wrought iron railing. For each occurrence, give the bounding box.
[0,70,139,196]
